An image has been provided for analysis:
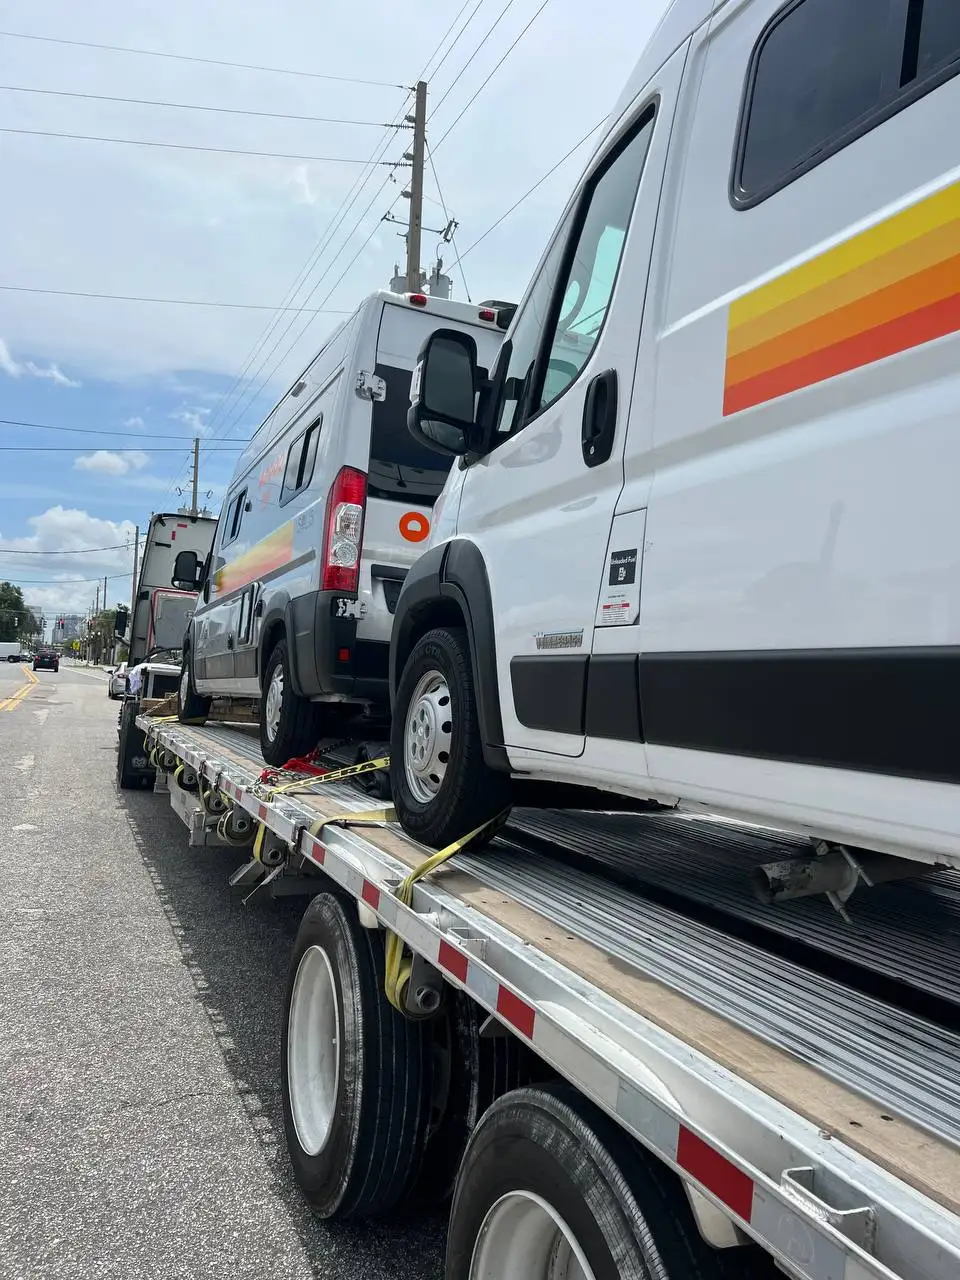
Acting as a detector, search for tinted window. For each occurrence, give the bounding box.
[368,363,453,506]
[739,0,898,201]
[915,0,960,79]
[280,416,322,505]
[223,489,246,546]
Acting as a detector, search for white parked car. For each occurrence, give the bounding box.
[107,662,128,699]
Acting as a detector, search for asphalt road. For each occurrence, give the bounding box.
[0,662,445,1279]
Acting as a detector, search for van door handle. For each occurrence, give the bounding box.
[227,635,235,650]
[581,369,618,467]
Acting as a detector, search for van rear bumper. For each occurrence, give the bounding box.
[289,590,389,706]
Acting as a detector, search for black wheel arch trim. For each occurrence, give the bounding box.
[390,539,509,772]
[258,597,294,694]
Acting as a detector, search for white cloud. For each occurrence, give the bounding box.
[74,449,150,476]
[0,337,81,387]
[123,416,146,429]
[0,506,138,615]
[171,406,211,434]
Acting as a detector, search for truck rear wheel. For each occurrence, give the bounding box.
[260,639,322,766]
[281,893,432,1219]
[177,651,211,725]
[412,989,533,1208]
[390,627,511,849]
[445,1083,760,1280]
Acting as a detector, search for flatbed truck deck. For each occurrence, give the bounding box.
[136,709,960,1280]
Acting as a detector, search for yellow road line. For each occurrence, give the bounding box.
[0,664,39,713]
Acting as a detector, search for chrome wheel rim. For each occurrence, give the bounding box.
[470,1191,597,1280]
[287,945,340,1156]
[265,666,284,742]
[180,667,189,708]
[404,669,452,803]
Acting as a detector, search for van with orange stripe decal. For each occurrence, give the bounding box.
[174,289,506,764]
[390,0,960,881]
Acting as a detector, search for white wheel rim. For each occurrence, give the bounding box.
[404,669,452,803]
[180,667,189,707]
[265,666,284,742]
[470,1191,597,1280]
[287,945,341,1157]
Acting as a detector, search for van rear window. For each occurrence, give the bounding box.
[368,363,453,506]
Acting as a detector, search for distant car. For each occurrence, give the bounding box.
[107,662,128,699]
[33,650,59,673]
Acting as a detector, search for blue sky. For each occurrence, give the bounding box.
[0,0,666,621]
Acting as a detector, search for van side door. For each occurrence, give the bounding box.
[455,41,688,760]
[201,488,248,687]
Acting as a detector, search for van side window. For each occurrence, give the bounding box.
[536,111,655,413]
[222,489,247,547]
[735,0,960,206]
[490,107,655,442]
[913,0,960,80]
[280,416,322,505]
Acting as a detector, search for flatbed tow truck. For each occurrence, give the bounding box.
[132,708,960,1280]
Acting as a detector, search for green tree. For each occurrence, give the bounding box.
[0,582,41,642]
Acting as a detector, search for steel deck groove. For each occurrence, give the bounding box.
[166,724,960,1147]
[508,809,960,1007]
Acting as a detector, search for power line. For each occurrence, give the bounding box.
[432,0,550,152]
[0,284,353,313]
[0,126,402,165]
[7,571,134,584]
[0,84,399,126]
[0,417,249,440]
[0,444,243,452]
[426,1,487,84]
[0,29,404,88]
[193,11,489,464]
[425,143,471,302]
[0,542,131,554]
[459,120,606,260]
[430,0,520,119]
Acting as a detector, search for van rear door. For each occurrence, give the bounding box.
[358,302,503,639]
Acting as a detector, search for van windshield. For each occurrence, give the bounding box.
[369,363,453,506]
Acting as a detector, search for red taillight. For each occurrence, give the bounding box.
[478,307,496,322]
[408,293,428,307]
[321,466,367,593]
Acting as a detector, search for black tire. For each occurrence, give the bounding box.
[390,627,511,849]
[116,700,154,790]
[446,1083,773,1280]
[280,893,432,1219]
[177,649,211,725]
[259,638,322,766]
[411,990,534,1208]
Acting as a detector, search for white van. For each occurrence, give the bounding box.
[175,291,506,764]
[390,0,960,875]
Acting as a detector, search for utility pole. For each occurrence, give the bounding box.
[191,437,200,517]
[130,524,140,630]
[95,583,100,615]
[405,80,427,293]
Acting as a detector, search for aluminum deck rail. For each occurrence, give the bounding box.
[138,715,960,1280]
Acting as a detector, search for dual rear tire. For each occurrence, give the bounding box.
[281,897,762,1277]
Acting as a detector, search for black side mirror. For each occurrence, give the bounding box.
[172,549,201,591]
[113,605,129,638]
[408,329,479,457]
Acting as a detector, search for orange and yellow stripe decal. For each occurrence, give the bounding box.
[214,522,295,596]
[723,179,960,416]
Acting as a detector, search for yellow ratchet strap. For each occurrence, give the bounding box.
[268,755,390,797]
[380,811,509,1014]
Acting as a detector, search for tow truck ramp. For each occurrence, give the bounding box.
[138,713,960,1280]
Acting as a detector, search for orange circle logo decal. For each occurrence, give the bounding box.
[399,511,430,543]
